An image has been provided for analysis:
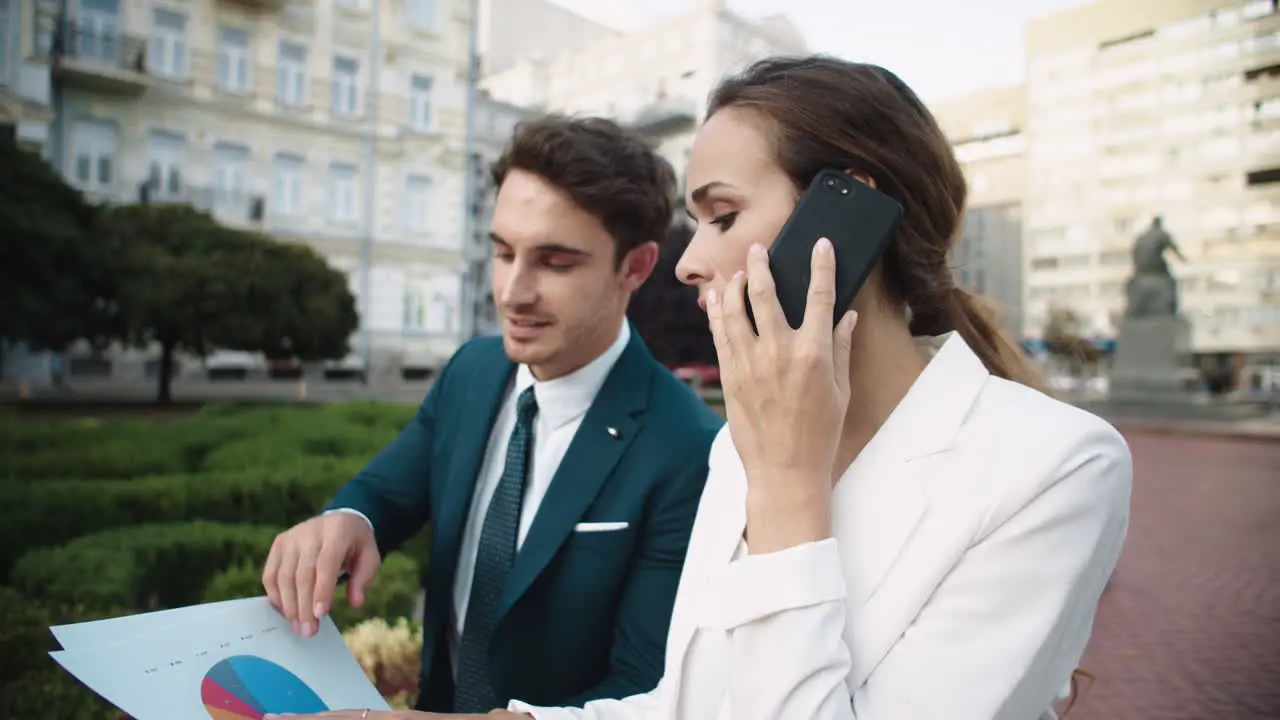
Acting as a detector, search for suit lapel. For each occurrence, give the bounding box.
[431,345,516,597]
[497,334,655,619]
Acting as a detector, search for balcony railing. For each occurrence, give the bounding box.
[34,10,151,94]
[76,177,267,226]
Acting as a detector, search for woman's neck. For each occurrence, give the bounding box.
[835,310,929,476]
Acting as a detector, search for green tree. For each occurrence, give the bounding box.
[0,141,124,351]
[98,204,359,402]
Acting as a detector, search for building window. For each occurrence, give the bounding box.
[76,0,121,64]
[70,120,117,190]
[217,26,251,93]
[404,175,432,233]
[409,74,433,130]
[328,163,359,222]
[276,41,307,106]
[274,154,304,216]
[146,130,185,199]
[149,8,188,79]
[426,286,457,333]
[331,55,360,117]
[1243,0,1278,21]
[213,142,249,206]
[402,288,425,329]
[407,0,435,28]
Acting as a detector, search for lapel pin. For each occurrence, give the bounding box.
[606,426,620,439]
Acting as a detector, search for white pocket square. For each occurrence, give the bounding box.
[573,521,630,533]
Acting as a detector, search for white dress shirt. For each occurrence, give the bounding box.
[509,331,1133,720]
[334,320,631,677]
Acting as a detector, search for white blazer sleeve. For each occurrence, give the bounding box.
[507,677,666,720]
[713,427,1132,720]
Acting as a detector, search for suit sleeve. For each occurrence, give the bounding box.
[712,426,1132,720]
[324,355,454,556]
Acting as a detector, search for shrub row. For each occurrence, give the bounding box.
[0,588,118,720]
[3,521,422,719]
[0,401,416,482]
[0,402,427,718]
[0,456,363,579]
[9,521,419,616]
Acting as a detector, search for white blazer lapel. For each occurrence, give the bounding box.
[835,332,991,687]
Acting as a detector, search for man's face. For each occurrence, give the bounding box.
[489,169,658,380]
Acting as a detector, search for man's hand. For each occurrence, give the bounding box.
[261,711,533,719]
[262,512,380,637]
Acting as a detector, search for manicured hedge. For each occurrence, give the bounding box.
[0,588,120,719]
[0,401,428,719]
[0,457,364,579]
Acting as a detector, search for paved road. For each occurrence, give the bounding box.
[1068,432,1280,719]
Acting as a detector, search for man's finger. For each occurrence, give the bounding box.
[346,542,382,609]
[311,539,344,620]
[276,545,300,624]
[800,237,838,342]
[294,543,318,634]
[744,243,787,336]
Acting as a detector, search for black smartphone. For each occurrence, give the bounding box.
[747,168,903,331]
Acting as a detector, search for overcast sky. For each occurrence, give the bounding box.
[548,0,1093,102]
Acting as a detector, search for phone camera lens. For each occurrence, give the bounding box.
[824,177,837,189]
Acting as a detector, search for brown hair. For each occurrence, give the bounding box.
[708,56,1041,388]
[490,113,678,265]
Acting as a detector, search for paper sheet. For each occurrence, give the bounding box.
[52,597,261,650]
[51,597,390,720]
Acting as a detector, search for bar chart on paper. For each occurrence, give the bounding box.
[201,655,329,719]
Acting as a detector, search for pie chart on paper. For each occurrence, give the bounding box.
[201,655,329,719]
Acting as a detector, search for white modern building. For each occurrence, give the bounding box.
[477,0,618,77]
[1024,0,1280,362]
[8,0,474,386]
[480,0,807,180]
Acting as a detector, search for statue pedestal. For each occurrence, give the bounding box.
[1109,316,1194,402]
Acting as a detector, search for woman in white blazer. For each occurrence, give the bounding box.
[505,56,1133,720]
[293,56,1131,720]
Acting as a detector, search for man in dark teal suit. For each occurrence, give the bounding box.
[262,115,722,716]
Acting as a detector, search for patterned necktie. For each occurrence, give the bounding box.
[454,386,539,712]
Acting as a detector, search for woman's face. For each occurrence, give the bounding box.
[676,107,799,312]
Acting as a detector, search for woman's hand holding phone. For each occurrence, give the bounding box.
[706,237,858,554]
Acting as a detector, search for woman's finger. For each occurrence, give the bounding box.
[799,237,838,344]
[831,310,858,394]
[744,243,788,338]
[706,286,733,366]
[720,269,756,350]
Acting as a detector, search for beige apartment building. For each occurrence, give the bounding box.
[7,0,474,384]
[1024,0,1280,362]
[930,84,1028,341]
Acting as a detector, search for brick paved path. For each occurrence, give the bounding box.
[1068,433,1280,720]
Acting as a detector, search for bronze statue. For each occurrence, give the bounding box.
[1124,216,1186,318]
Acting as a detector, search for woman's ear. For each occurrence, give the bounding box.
[844,169,876,189]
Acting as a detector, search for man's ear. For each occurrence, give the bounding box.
[620,241,660,292]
